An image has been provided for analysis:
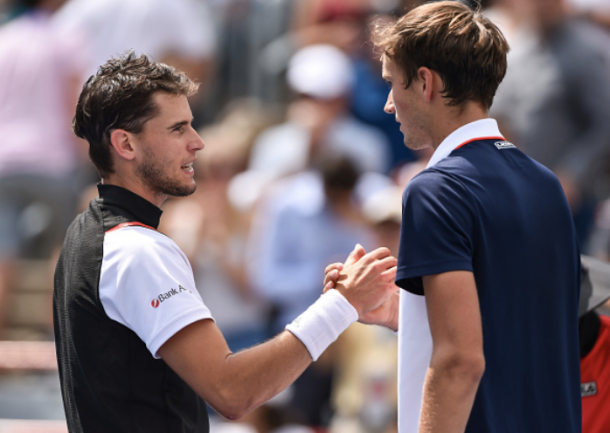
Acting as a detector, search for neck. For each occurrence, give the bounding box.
[102,174,166,209]
[430,102,489,150]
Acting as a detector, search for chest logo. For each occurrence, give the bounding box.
[581,381,598,397]
[494,141,517,150]
[151,284,192,308]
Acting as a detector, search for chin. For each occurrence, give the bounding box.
[176,184,197,197]
[404,136,432,151]
[161,181,197,198]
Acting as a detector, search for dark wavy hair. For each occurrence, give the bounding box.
[73,51,199,177]
[372,1,509,110]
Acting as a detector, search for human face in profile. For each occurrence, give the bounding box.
[133,92,205,205]
[382,55,431,151]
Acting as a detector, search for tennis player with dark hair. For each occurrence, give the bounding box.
[53,51,398,433]
[326,2,581,432]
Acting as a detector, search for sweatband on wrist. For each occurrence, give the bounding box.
[286,289,358,361]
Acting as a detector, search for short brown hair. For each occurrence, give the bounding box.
[73,51,199,177]
[372,1,509,109]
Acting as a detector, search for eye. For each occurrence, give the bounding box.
[173,125,185,133]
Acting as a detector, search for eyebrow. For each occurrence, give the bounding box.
[167,119,193,130]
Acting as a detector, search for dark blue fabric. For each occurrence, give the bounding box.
[396,139,581,433]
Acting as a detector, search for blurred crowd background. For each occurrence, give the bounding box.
[0,0,609,432]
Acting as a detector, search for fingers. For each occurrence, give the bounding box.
[365,247,393,262]
[324,262,343,275]
[381,266,398,281]
[323,268,340,288]
[347,250,396,278]
[375,255,397,271]
[344,244,367,266]
[352,247,393,267]
[323,263,343,292]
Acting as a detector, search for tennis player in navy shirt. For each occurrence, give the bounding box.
[325,2,581,432]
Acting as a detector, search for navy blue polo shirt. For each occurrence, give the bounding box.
[396,136,581,432]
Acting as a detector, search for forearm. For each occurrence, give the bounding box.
[218,289,358,416]
[168,291,356,420]
[419,272,484,433]
[210,331,311,419]
[419,354,484,433]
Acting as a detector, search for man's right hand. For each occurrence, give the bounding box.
[324,245,398,329]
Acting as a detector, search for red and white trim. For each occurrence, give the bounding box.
[426,118,505,169]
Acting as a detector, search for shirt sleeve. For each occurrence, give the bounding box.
[100,227,214,358]
[396,170,475,295]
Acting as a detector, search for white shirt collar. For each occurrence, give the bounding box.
[426,118,504,169]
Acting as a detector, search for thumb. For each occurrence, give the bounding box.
[345,244,366,266]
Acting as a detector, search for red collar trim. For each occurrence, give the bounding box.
[454,136,506,151]
[106,222,157,233]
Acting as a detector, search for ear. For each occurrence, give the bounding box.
[109,129,137,162]
[417,67,435,103]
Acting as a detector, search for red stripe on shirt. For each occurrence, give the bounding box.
[454,136,506,151]
[106,222,157,233]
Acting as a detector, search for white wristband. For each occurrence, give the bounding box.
[286,289,358,361]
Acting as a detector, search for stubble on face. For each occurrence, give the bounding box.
[135,146,196,198]
[401,110,431,151]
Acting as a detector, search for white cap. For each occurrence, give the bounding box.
[287,44,354,99]
[362,185,403,224]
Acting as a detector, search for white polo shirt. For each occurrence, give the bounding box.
[100,224,214,358]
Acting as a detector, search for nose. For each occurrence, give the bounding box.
[189,126,205,152]
[384,91,395,114]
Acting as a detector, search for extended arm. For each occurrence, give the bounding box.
[159,246,397,420]
[158,320,310,420]
[418,271,485,433]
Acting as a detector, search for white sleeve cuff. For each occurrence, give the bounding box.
[285,289,358,361]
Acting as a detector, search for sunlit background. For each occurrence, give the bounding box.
[0,0,609,432]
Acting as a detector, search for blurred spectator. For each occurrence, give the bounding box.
[330,323,398,433]
[588,199,610,261]
[580,308,610,433]
[290,0,371,52]
[247,155,374,333]
[211,387,316,433]
[205,0,295,111]
[489,0,610,250]
[0,0,8,22]
[568,0,610,32]
[362,185,403,256]
[249,44,390,182]
[262,0,415,168]
[298,0,419,168]
[53,0,216,113]
[394,147,434,189]
[246,156,374,427]
[329,184,402,433]
[0,0,87,338]
[350,19,417,169]
[578,255,610,433]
